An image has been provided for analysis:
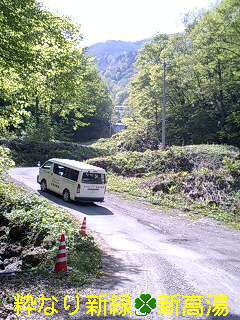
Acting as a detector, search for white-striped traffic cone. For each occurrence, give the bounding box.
[54,233,67,272]
[80,217,87,236]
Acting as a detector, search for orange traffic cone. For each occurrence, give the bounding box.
[54,233,68,272]
[80,217,87,236]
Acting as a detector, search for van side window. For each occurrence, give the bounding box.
[53,164,65,176]
[63,168,79,182]
[42,161,53,170]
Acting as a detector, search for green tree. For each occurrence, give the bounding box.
[125,0,240,150]
[0,0,112,140]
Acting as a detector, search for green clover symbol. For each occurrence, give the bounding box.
[135,293,156,316]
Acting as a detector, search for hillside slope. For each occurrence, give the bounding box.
[88,142,240,224]
[86,40,148,104]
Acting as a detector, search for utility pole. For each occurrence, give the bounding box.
[109,112,112,137]
[162,61,167,148]
[109,118,112,137]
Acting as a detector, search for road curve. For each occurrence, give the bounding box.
[9,167,240,319]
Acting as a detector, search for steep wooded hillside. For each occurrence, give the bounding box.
[87,40,148,104]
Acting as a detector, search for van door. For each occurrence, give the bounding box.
[62,167,79,200]
[80,171,106,198]
[40,161,54,191]
[51,163,64,194]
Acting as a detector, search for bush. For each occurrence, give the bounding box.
[92,119,160,153]
[100,144,240,221]
[0,146,14,175]
[0,138,101,166]
[92,135,121,155]
[88,144,239,176]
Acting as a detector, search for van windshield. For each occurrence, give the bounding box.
[82,172,105,184]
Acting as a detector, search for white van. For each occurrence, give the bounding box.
[37,158,107,203]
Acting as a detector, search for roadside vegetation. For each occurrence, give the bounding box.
[0,146,101,317]
[0,137,101,166]
[88,143,240,226]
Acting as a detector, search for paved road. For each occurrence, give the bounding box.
[9,167,240,319]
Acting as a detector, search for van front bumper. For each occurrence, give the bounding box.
[75,196,104,203]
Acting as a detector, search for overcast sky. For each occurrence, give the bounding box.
[41,0,218,45]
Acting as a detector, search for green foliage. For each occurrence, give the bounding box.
[88,144,239,175]
[92,135,123,156]
[0,138,101,166]
[119,118,160,151]
[0,147,101,281]
[0,181,101,279]
[92,119,162,153]
[0,146,15,175]
[127,0,240,148]
[0,0,112,140]
[223,158,240,176]
[90,144,240,223]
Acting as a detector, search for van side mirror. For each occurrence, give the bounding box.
[37,161,41,167]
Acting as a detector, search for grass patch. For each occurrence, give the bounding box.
[107,174,240,226]
[89,144,240,227]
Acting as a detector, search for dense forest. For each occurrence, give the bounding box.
[0,0,112,142]
[87,40,147,105]
[116,0,240,150]
[0,0,239,148]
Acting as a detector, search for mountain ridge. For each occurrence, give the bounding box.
[86,39,149,104]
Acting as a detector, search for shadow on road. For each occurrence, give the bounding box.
[1,250,142,295]
[93,250,142,291]
[38,189,114,216]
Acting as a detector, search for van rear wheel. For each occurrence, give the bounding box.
[63,189,70,202]
[40,179,47,192]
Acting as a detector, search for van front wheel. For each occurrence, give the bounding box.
[63,189,70,202]
[40,179,47,192]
